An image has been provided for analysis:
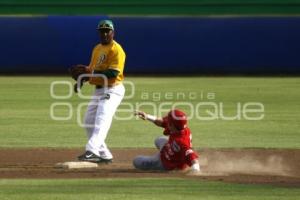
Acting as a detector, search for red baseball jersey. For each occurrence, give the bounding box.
[160,117,199,170]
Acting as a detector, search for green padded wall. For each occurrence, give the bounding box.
[1,0,300,15]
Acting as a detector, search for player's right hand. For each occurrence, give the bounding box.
[134,110,147,120]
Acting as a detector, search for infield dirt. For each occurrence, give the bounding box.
[0,148,299,186]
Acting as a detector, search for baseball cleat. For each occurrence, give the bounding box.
[77,151,102,163]
[77,151,113,164]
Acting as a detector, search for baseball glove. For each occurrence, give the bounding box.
[69,64,90,81]
[69,64,90,93]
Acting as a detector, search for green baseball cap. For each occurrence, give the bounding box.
[97,20,114,30]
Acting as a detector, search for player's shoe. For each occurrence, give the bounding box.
[77,151,112,164]
[78,151,101,163]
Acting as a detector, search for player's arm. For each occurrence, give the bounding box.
[184,148,201,173]
[134,110,164,127]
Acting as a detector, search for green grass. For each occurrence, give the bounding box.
[0,178,299,200]
[0,77,299,199]
[0,76,299,148]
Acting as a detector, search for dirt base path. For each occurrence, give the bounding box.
[0,148,299,186]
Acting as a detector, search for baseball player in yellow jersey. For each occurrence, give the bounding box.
[76,19,126,163]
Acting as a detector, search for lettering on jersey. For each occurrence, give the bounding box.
[97,53,106,65]
[172,141,181,152]
[165,143,174,156]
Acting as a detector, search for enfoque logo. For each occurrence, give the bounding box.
[50,79,265,126]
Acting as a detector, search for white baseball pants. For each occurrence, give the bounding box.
[84,84,125,159]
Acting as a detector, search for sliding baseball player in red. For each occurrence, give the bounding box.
[133,109,200,174]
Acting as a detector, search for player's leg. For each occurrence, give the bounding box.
[78,92,101,162]
[133,153,165,171]
[155,136,168,150]
[84,93,99,139]
[85,93,119,159]
[86,84,125,160]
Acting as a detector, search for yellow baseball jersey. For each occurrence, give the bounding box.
[88,40,126,86]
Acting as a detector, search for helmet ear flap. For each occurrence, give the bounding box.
[168,109,187,130]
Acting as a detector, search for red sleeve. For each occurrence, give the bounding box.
[181,129,198,166]
[184,149,199,166]
[178,130,199,166]
[176,134,199,167]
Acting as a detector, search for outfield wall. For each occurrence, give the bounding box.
[0,16,300,74]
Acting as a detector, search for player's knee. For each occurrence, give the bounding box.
[154,138,160,149]
[154,136,168,150]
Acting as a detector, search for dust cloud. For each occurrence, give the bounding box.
[199,149,299,177]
